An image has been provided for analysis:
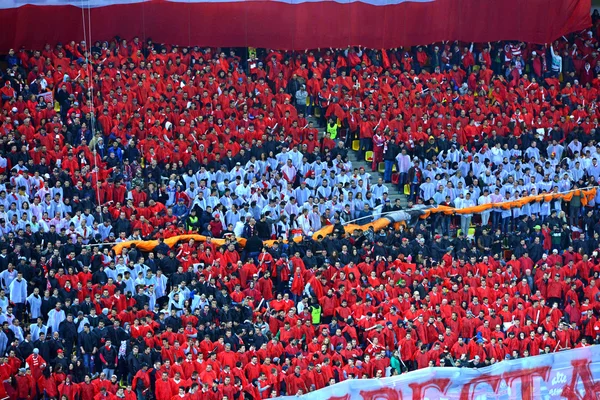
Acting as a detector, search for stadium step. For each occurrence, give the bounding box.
[311,120,407,209]
[347,151,408,208]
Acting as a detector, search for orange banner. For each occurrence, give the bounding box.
[419,188,597,219]
[112,188,596,254]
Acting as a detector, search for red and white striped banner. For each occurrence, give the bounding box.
[0,0,434,8]
[0,0,592,51]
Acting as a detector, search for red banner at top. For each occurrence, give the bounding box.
[0,0,592,51]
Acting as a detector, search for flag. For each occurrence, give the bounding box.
[0,0,591,51]
[37,91,53,104]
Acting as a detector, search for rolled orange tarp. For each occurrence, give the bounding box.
[112,234,236,255]
[420,189,595,219]
[113,219,395,255]
[113,188,596,254]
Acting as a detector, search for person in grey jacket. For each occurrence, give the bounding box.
[9,272,27,320]
[26,287,42,320]
[295,84,309,116]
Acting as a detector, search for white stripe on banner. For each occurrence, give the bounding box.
[167,0,434,3]
[0,0,433,9]
[0,0,146,9]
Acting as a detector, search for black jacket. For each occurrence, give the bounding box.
[99,345,118,368]
[58,320,77,344]
[78,330,96,353]
[384,143,400,161]
[127,352,144,374]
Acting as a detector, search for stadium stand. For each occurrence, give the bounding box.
[2,13,600,399]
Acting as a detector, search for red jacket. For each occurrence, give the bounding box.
[319,294,338,317]
[547,280,564,299]
[15,374,35,399]
[79,382,97,400]
[58,381,79,400]
[155,379,176,400]
[38,375,58,398]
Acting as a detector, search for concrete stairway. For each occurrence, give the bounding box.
[310,116,408,209]
[347,150,408,207]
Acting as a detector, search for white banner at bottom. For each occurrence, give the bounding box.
[276,346,600,400]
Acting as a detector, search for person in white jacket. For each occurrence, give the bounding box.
[550,44,562,76]
[297,208,312,236]
[0,266,17,291]
[8,272,27,319]
[29,318,48,341]
[9,319,24,342]
[395,149,411,190]
[26,287,42,320]
[478,189,492,227]
[0,291,8,314]
[47,303,66,333]
[457,192,476,236]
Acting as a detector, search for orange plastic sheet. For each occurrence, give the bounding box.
[112,220,396,254]
[112,188,596,254]
[419,188,597,219]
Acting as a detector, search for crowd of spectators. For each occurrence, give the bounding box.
[2,13,600,399]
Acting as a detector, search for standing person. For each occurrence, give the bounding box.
[37,367,58,400]
[407,159,422,202]
[155,371,173,400]
[372,130,386,172]
[58,314,77,356]
[396,148,411,191]
[478,189,492,227]
[569,186,582,228]
[309,299,322,326]
[99,340,118,378]
[549,44,562,77]
[47,303,65,334]
[358,115,374,160]
[326,118,339,141]
[383,138,399,183]
[490,188,503,231]
[26,288,42,321]
[295,84,308,116]
[500,193,513,234]
[25,348,47,381]
[78,324,96,374]
[15,368,34,400]
[132,364,151,400]
[436,195,452,235]
[458,193,476,236]
[9,272,27,321]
